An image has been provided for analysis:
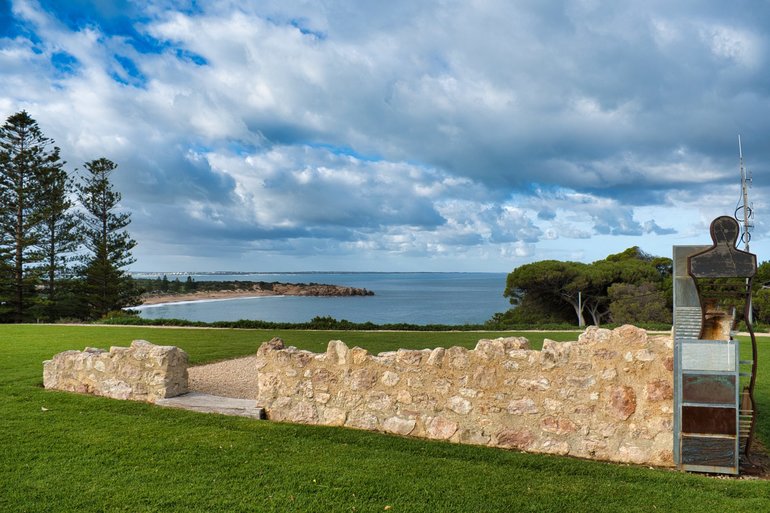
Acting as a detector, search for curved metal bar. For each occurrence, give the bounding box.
[744,276,758,459]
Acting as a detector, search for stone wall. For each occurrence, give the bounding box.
[44,340,188,402]
[255,325,674,466]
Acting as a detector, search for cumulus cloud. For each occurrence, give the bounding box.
[1,0,767,270]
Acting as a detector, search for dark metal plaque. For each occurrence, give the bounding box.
[682,374,736,404]
[681,406,736,435]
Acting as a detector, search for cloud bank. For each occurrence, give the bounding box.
[1,0,768,270]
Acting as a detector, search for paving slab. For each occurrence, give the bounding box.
[155,392,265,419]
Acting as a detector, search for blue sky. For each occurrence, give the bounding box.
[2,0,769,272]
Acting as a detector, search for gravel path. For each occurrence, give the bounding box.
[187,356,259,399]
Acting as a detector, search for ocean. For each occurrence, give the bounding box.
[132,272,511,325]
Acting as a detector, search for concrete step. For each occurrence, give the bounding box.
[155,392,265,419]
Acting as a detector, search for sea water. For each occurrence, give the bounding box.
[132,272,511,325]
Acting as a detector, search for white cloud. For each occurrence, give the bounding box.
[2,0,769,270]
[700,23,762,68]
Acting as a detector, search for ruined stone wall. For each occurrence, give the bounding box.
[43,340,188,402]
[255,325,674,466]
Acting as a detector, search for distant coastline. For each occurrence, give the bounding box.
[134,272,510,325]
[138,281,374,307]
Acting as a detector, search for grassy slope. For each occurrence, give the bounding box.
[1,325,768,513]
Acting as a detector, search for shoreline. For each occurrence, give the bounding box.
[138,290,278,307]
[137,282,374,307]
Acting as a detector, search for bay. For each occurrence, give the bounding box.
[132,272,511,325]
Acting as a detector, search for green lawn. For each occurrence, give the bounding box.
[1,325,769,512]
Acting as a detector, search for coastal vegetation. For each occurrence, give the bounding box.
[0,111,138,323]
[3,324,769,512]
[133,277,374,305]
[101,312,671,332]
[495,246,673,328]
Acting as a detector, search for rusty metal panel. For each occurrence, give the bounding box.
[682,406,737,435]
[682,374,736,404]
[681,435,737,468]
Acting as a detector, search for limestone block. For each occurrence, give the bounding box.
[381,371,400,387]
[516,377,550,391]
[578,326,612,345]
[475,338,512,358]
[613,325,648,346]
[396,390,413,404]
[406,376,424,389]
[634,349,656,362]
[320,407,347,426]
[365,391,393,411]
[566,375,596,389]
[426,416,458,440]
[540,339,571,369]
[507,398,538,415]
[601,368,617,380]
[346,410,379,430]
[349,368,378,391]
[326,340,349,365]
[471,366,497,389]
[459,429,491,446]
[446,346,469,369]
[287,402,318,424]
[289,350,314,368]
[539,439,570,455]
[646,379,673,401]
[617,443,648,464]
[607,385,637,420]
[426,347,445,367]
[311,368,336,387]
[384,416,416,436]
[593,349,618,360]
[433,378,451,394]
[351,347,370,364]
[541,416,577,435]
[495,428,535,450]
[447,396,472,415]
[397,349,425,366]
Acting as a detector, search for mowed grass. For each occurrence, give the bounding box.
[1,325,769,513]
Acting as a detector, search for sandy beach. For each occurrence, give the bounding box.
[139,289,277,306]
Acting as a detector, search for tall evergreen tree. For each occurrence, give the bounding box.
[77,158,138,319]
[35,163,82,320]
[0,244,12,322]
[0,111,63,322]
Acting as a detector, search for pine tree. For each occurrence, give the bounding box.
[0,111,62,322]
[0,245,12,322]
[35,154,82,320]
[77,158,138,319]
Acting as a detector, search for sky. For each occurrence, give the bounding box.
[1,0,769,272]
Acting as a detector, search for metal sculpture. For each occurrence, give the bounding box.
[673,216,757,475]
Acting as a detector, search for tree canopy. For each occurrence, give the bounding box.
[500,247,673,327]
